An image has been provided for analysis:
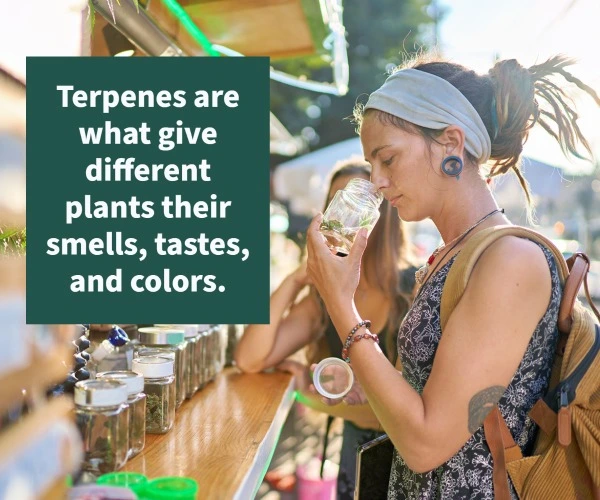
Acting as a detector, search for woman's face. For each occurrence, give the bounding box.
[360,113,446,222]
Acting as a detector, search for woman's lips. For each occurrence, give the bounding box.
[389,195,402,205]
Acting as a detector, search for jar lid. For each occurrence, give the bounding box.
[74,379,128,407]
[312,357,354,400]
[174,324,201,338]
[138,327,185,345]
[97,370,144,395]
[132,356,174,378]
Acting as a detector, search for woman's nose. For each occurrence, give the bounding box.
[370,166,389,190]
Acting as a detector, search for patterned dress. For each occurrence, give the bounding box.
[388,243,561,499]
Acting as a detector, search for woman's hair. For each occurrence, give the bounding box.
[353,54,600,213]
[307,156,411,365]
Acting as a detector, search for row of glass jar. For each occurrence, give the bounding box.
[75,325,236,475]
[76,354,180,475]
[91,324,231,407]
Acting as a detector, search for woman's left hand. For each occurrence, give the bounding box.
[306,214,368,314]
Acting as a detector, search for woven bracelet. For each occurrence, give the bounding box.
[342,320,371,362]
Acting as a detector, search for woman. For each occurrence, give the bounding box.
[235,157,415,498]
[305,56,599,498]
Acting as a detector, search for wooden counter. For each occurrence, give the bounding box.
[123,368,295,499]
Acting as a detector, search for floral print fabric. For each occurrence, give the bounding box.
[388,243,561,499]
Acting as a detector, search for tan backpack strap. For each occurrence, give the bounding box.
[440,225,569,332]
[566,253,600,323]
[560,253,591,333]
[484,406,522,500]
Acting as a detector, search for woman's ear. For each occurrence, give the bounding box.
[439,125,466,156]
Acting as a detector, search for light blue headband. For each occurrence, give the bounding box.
[364,68,492,163]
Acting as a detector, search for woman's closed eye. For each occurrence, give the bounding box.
[382,156,395,166]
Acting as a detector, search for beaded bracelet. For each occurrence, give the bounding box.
[342,320,372,362]
[342,332,380,363]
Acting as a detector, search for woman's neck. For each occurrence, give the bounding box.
[432,176,505,244]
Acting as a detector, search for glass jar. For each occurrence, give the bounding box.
[97,371,146,459]
[225,324,244,367]
[74,379,129,475]
[320,178,383,255]
[137,327,187,409]
[208,325,221,380]
[201,326,213,384]
[197,325,210,389]
[177,325,201,399]
[132,357,176,434]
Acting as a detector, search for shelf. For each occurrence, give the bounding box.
[123,368,295,499]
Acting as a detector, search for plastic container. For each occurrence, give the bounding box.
[97,371,146,458]
[296,458,338,500]
[319,178,383,255]
[137,327,187,409]
[132,357,176,434]
[144,476,199,499]
[312,357,354,399]
[68,484,137,499]
[97,472,148,496]
[74,379,129,474]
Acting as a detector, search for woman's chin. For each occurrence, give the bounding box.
[395,206,416,222]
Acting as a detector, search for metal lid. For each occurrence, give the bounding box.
[138,327,185,345]
[132,356,174,378]
[74,379,128,407]
[97,370,144,395]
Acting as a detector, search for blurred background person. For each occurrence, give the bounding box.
[236,156,417,498]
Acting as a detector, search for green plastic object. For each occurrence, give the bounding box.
[97,472,148,495]
[144,477,199,499]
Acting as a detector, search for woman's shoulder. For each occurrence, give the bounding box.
[468,235,553,299]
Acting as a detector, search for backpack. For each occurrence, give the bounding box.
[440,225,600,499]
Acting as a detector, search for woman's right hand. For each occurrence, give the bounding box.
[309,363,369,406]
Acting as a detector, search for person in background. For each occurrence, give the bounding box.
[306,55,599,497]
[235,157,416,498]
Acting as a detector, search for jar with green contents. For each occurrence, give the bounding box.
[74,379,129,474]
[137,327,187,409]
[97,370,146,458]
[132,357,176,434]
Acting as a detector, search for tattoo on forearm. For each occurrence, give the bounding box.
[468,386,505,434]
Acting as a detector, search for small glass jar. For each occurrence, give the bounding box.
[208,325,220,381]
[225,324,244,367]
[74,379,129,475]
[132,357,176,434]
[197,325,210,389]
[201,326,213,384]
[137,327,187,409]
[97,371,146,459]
[320,178,383,255]
[177,325,201,399]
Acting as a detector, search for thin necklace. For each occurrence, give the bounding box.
[415,208,504,288]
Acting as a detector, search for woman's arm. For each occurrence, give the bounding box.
[234,265,323,373]
[307,218,552,473]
